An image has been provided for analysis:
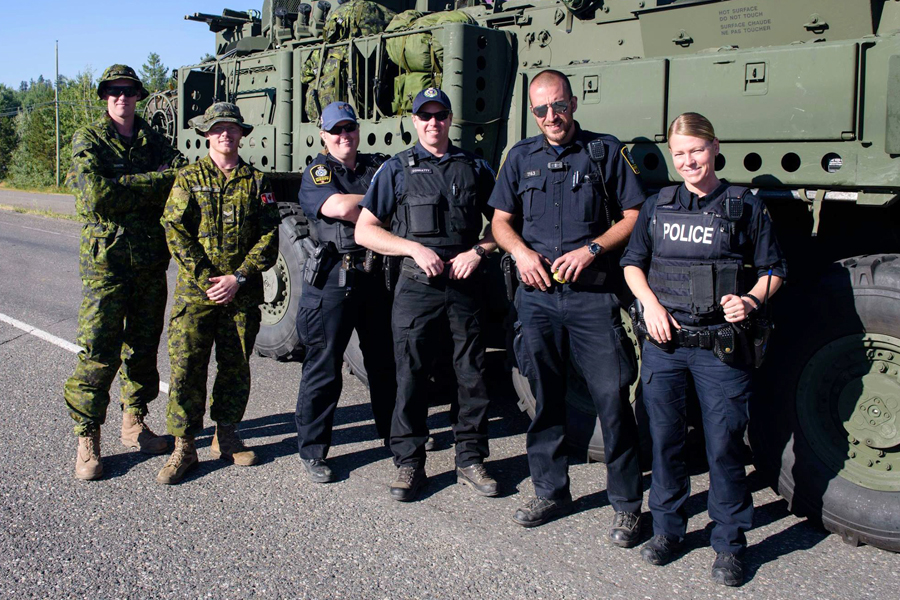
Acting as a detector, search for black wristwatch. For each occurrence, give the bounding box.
[233,272,247,286]
[587,242,603,256]
[472,245,487,258]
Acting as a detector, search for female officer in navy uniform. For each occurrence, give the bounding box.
[620,113,786,587]
[294,102,396,483]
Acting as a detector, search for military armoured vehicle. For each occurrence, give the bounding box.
[150,0,900,552]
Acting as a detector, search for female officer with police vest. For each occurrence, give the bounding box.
[620,113,786,587]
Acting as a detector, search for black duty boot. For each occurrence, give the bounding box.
[711,552,744,587]
[300,458,334,483]
[641,534,683,566]
[512,496,571,528]
[390,465,426,502]
[456,463,498,497]
[608,511,642,548]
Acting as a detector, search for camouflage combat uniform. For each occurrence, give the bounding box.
[162,155,280,437]
[63,112,184,436]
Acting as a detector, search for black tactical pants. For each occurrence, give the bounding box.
[513,285,643,512]
[390,271,490,469]
[295,261,396,459]
[642,342,753,554]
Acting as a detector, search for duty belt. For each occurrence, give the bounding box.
[673,326,715,350]
[400,256,444,285]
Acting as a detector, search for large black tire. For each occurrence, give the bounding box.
[255,202,309,361]
[512,310,650,465]
[750,254,900,552]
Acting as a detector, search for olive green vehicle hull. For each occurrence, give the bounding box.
[152,0,900,551]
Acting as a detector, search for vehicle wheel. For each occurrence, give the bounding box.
[513,309,650,465]
[750,254,900,552]
[255,202,309,361]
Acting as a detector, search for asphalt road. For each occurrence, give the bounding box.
[0,202,896,599]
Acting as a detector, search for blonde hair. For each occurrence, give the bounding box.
[667,112,716,145]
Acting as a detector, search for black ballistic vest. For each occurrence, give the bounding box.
[312,154,385,253]
[392,149,482,249]
[648,185,748,318]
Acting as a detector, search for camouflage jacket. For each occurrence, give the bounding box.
[162,155,280,309]
[67,113,185,279]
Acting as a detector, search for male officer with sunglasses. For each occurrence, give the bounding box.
[355,88,498,502]
[490,69,647,542]
[294,102,396,483]
[64,64,186,480]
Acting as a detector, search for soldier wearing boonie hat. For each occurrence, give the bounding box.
[157,100,280,485]
[188,102,255,134]
[63,64,185,481]
[293,101,397,484]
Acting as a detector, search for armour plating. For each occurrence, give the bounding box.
[648,186,746,318]
[312,154,386,253]
[393,150,481,248]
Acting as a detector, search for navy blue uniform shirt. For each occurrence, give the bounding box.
[488,125,647,261]
[359,142,496,223]
[620,182,787,323]
[299,152,382,218]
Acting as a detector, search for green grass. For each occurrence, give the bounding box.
[0,181,70,195]
[0,204,79,221]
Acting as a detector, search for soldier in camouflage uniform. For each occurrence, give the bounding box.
[157,103,280,485]
[64,64,185,481]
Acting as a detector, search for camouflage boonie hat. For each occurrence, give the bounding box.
[96,64,149,100]
[189,102,254,134]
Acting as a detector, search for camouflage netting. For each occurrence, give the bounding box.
[385,10,475,114]
[301,0,396,121]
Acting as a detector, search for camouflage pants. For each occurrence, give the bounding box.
[165,301,261,437]
[64,270,168,436]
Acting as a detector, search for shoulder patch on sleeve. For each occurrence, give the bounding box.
[621,146,640,175]
[260,192,275,205]
[311,164,332,185]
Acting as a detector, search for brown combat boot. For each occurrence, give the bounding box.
[210,423,258,466]
[156,436,198,485]
[121,411,168,454]
[74,430,103,480]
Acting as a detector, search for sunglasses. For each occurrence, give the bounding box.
[530,100,571,119]
[414,110,450,122]
[326,122,358,135]
[105,86,140,98]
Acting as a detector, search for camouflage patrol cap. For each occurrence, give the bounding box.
[189,102,254,134]
[96,64,149,100]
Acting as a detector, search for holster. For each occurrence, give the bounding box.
[501,253,517,302]
[384,256,401,292]
[400,256,441,286]
[302,237,329,288]
[734,315,773,368]
[630,299,673,351]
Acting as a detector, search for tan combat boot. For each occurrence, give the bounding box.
[74,430,103,480]
[121,411,168,454]
[156,436,198,485]
[210,423,258,466]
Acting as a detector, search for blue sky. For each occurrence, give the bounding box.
[0,0,242,88]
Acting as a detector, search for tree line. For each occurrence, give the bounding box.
[0,53,173,190]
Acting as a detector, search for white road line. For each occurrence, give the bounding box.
[0,312,169,395]
[0,219,79,239]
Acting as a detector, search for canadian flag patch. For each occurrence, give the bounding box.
[260,192,275,204]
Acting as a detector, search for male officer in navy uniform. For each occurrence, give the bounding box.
[294,102,396,483]
[355,88,499,502]
[490,70,646,544]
